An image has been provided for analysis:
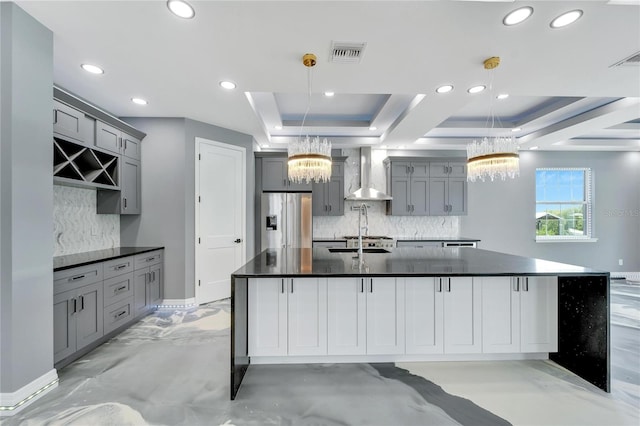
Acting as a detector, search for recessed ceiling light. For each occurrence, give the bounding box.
[81,64,104,74]
[436,85,454,94]
[274,125,282,130]
[131,98,148,105]
[497,93,509,100]
[530,146,539,150]
[369,126,377,131]
[550,10,583,28]
[324,92,335,97]
[503,6,534,26]
[167,0,195,19]
[468,85,486,94]
[511,127,522,132]
[219,80,236,90]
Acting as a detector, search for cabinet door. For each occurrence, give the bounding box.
[448,178,467,216]
[312,182,327,215]
[391,162,411,178]
[448,162,467,178]
[122,133,141,160]
[133,268,149,317]
[53,100,85,143]
[390,176,411,215]
[53,289,77,363]
[410,177,429,215]
[121,158,141,214]
[262,158,287,191]
[103,272,134,308]
[410,162,429,178]
[443,277,481,354]
[521,276,558,352]
[96,121,121,154]
[481,277,520,353]
[75,282,104,350]
[429,162,450,178]
[405,277,444,354]
[326,177,344,215]
[248,278,288,356]
[366,278,405,355]
[148,263,163,307]
[429,178,448,216]
[327,278,366,355]
[288,278,327,356]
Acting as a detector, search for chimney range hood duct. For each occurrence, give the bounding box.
[345,147,392,201]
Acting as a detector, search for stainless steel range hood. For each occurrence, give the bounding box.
[345,147,392,201]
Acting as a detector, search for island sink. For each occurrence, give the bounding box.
[328,247,391,254]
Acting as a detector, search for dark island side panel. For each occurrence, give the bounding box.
[550,275,610,392]
[231,276,249,400]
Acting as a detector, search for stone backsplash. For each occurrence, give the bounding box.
[53,185,119,256]
[313,148,461,238]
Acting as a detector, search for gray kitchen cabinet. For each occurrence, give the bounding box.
[430,161,467,178]
[429,174,467,216]
[386,160,430,216]
[312,160,345,216]
[53,100,87,144]
[96,121,141,161]
[53,137,119,190]
[53,281,104,364]
[313,240,348,248]
[133,250,164,317]
[261,157,312,192]
[97,158,141,215]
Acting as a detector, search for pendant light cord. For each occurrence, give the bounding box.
[298,66,312,140]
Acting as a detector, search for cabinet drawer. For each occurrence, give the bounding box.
[134,250,163,269]
[313,241,347,248]
[103,273,134,307]
[396,241,442,248]
[54,263,103,294]
[103,256,134,280]
[103,297,134,334]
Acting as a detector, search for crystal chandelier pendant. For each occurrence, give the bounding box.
[467,57,520,183]
[288,136,332,184]
[287,53,332,184]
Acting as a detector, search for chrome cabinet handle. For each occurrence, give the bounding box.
[361,279,364,293]
[281,279,284,294]
[80,295,85,311]
[370,279,373,293]
[71,298,77,315]
[70,274,86,282]
[116,310,127,318]
[146,256,156,262]
[524,277,529,292]
[291,279,294,294]
[123,198,127,209]
[115,264,127,270]
[437,278,442,292]
[514,278,520,292]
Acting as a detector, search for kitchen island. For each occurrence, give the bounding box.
[230,247,609,399]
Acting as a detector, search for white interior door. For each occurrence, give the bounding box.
[196,138,245,304]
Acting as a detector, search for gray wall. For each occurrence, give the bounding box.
[121,117,255,301]
[461,151,640,272]
[0,2,53,392]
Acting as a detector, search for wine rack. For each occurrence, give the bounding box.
[53,137,119,189]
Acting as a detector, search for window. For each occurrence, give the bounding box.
[535,168,593,241]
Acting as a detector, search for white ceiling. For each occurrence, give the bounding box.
[17,0,640,152]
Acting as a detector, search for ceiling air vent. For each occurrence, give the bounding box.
[330,41,366,64]
[610,51,640,67]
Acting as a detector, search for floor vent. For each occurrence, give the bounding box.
[330,42,366,64]
[610,51,640,67]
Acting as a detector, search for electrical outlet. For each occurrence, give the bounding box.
[618,259,623,266]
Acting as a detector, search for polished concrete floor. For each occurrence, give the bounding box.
[4,280,639,426]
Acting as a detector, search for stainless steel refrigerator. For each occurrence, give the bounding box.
[261,193,312,250]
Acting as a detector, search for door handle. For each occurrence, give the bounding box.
[234,238,242,243]
[123,198,127,209]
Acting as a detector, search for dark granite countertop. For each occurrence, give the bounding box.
[54,246,164,271]
[232,247,607,278]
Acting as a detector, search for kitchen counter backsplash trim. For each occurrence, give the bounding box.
[54,246,164,271]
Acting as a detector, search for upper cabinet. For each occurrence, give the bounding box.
[312,158,346,216]
[52,86,146,214]
[385,157,468,217]
[259,156,312,192]
[96,121,141,160]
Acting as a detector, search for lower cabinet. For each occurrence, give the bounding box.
[54,281,104,364]
[53,249,164,367]
[365,278,405,355]
[133,251,164,317]
[247,274,557,361]
[405,276,481,354]
[481,276,558,353]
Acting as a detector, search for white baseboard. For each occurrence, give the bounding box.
[0,369,58,417]
[157,297,197,309]
[249,353,549,365]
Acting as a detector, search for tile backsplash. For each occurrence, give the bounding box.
[53,185,119,256]
[313,148,461,238]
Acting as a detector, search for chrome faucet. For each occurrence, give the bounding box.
[357,203,369,259]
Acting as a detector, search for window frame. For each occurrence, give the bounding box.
[535,167,595,242]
